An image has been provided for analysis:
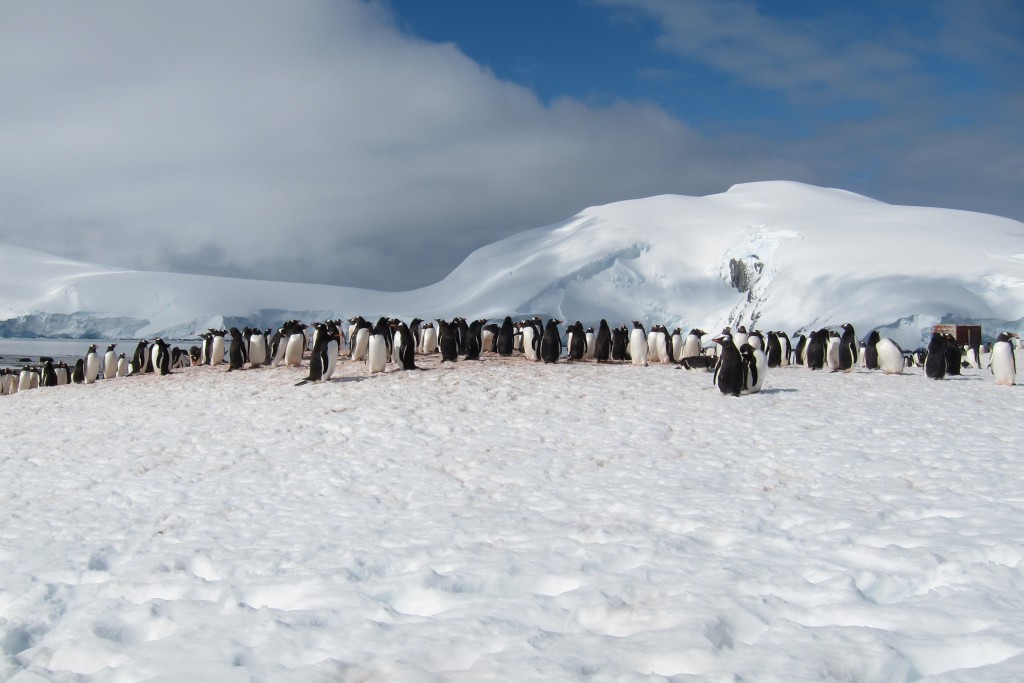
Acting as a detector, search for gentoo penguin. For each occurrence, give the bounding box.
[747,330,764,351]
[409,318,423,352]
[103,344,117,379]
[876,337,905,375]
[611,325,628,361]
[648,325,670,364]
[84,345,100,384]
[924,332,947,379]
[18,366,35,392]
[837,323,858,372]
[522,317,543,361]
[55,361,70,385]
[805,330,825,370]
[733,326,749,349]
[72,358,85,384]
[324,321,342,379]
[128,340,149,375]
[226,327,245,371]
[739,343,765,394]
[116,353,128,378]
[481,322,498,354]
[765,332,782,368]
[777,332,792,367]
[210,330,227,367]
[990,332,1017,385]
[713,333,744,397]
[792,333,807,366]
[629,321,648,367]
[568,321,587,361]
[585,326,597,360]
[437,319,459,362]
[299,322,332,384]
[41,360,58,387]
[393,320,418,370]
[864,331,881,370]
[367,317,390,374]
[943,335,963,376]
[540,319,562,363]
[594,319,611,362]
[248,328,267,368]
[826,331,842,371]
[200,331,214,365]
[682,329,705,360]
[464,319,485,361]
[284,322,306,367]
[151,338,171,376]
[496,316,515,357]
[419,322,437,355]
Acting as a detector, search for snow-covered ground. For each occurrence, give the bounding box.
[3,349,1023,682]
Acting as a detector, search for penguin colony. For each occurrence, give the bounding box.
[0,319,1018,397]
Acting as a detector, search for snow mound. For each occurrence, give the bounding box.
[2,181,1022,345]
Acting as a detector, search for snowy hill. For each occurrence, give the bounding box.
[2,181,1022,345]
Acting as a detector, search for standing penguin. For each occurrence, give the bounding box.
[419,322,437,355]
[594,319,612,362]
[103,344,117,379]
[805,331,825,370]
[739,344,764,394]
[876,338,905,375]
[924,332,947,379]
[248,328,267,368]
[990,332,1017,385]
[568,321,587,361]
[765,332,782,368]
[496,316,515,357]
[826,331,842,371]
[792,333,807,366]
[367,317,391,374]
[84,345,100,384]
[226,327,246,371]
[682,329,705,359]
[41,360,58,387]
[864,330,881,370]
[611,325,629,361]
[464,319,485,361]
[393,320,418,370]
[116,352,128,377]
[209,330,227,367]
[437,319,459,362]
[837,323,858,372]
[284,322,306,367]
[629,321,648,367]
[777,332,792,367]
[540,319,562,364]
[943,335,963,376]
[713,333,744,397]
[200,331,214,365]
[151,338,171,376]
[299,322,333,384]
[585,326,597,360]
[72,358,85,384]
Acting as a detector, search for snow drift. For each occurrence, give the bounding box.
[1,181,1022,345]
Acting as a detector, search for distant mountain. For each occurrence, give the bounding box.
[2,181,1021,346]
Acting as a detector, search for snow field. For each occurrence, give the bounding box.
[1,353,1023,681]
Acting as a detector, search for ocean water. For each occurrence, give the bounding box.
[0,338,195,369]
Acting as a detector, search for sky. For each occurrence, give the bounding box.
[1,0,1021,291]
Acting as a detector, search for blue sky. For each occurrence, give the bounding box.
[0,0,1021,289]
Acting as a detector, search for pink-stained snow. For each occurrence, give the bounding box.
[2,351,1024,681]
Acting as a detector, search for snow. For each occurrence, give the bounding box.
[2,181,1023,346]
[3,350,1024,681]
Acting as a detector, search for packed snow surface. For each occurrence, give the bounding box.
[2,181,1023,346]
[3,351,1024,681]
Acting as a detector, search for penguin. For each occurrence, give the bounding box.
[648,325,669,364]
[990,332,1017,385]
[351,319,371,361]
[437,319,459,362]
[200,331,214,365]
[171,346,189,369]
[805,330,825,370]
[765,332,782,368]
[464,319,485,361]
[585,326,597,360]
[594,319,612,362]
[210,330,227,367]
[226,327,245,371]
[522,318,542,361]
[876,338,905,375]
[393,320,418,370]
[943,335,963,376]
[864,331,881,370]
[151,338,171,376]
[284,322,306,367]
[747,330,764,351]
[481,323,497,355]
[777,332,792,367]
[298,321,333,384]
[409,318,423,352]
[324,321,342,379]
[739,343,765,394]
[40,360,58,387]
[419,322,437,355]
[72,358,85,384]
[496,316,515,357]
[713,333,744,397]
[629,321,648,367]
[84,345,100,384]
[681,355,715,371]
[733,326,749,349]
[116,352,128,378]
[611,325,628,361]
[826,331,842,371]
[837,323,858,372]
[55,361,70,385]
[367,317,390,374]
[248,328,267,368]
[682,329,704,360]
[924,332,947,379]
[103,344,117,379]
[792,333,807,366]
[568,321,587,361]
[540,319,562,363]
[268,326,287,366]
[18,366,35,392]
